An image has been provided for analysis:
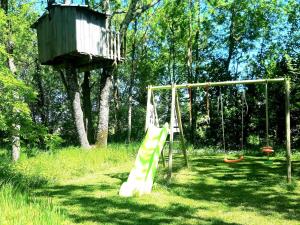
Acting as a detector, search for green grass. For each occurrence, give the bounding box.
[13,144,137,183]
[1,145,300,225]
[0,184,68,225]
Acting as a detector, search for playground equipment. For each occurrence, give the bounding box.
[218,88,246,163]
[119,123,169,197]
[224,156,244,163]
[262,146,274,163]
[120,78,292,197]
[119,87,189,197]
[148,78,291,182]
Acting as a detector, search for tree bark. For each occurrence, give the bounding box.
[81,71,95,144]
[65,65,90,149]
[96,67,113,147]
[11,124,20,161]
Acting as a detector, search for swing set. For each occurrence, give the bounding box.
[146,78,292,182]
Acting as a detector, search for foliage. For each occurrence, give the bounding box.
[44,132,64,152]
[0,69,36,138]
[1,0,300,152]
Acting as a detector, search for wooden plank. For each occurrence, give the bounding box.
[175,93,189,167]
[168,84,176,181]
[285,78,292,183]
[114,31,117,61]
[106,29,110,59]
[161,145,166,168]
[117,32,121,60]
[150,78,285,91]
[110,30,113,59]
[145,86,152,132]
[152,93,159,127]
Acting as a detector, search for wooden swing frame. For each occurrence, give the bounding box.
[145,78,292,183]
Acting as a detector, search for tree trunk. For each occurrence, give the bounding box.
[225,5,236,76]
[96,67,113,147]
[2,0,21,161]
[113,71,121,135]
[95,0,156,146]
[65,65,90,149]
[34,59,48,126]
[187,0,194,140]
[128,20,137,143]
[81,71,95,144]
[11,124,20,161]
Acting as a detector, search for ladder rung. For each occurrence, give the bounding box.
[165,141,181,143]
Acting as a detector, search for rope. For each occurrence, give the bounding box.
[218,88,226,152]
[241,90,248,150]
[265,81,269,146]
[205,85,210,124]
[188,87,192,127]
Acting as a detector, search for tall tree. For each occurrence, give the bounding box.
[127,19,137,143]
[96,0,113,147]
[58,0,90,149]
[60,66,90,149]
[96,0,161,146]
[82,71,94,144]
[1,0,21,161]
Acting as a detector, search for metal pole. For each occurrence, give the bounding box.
[285,78,292,183]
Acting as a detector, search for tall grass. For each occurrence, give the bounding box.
[0,184,68,225]
[0,143,139,225]
[13,144,137,183]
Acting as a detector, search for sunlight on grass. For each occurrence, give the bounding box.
[0,145,299,225]
[13,144,137,183]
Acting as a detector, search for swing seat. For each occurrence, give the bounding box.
[262,146,274,154]
[224,156,244,163]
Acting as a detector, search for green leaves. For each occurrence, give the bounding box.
[0,69,35,129]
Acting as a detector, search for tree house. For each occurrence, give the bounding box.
[32,4,123,70]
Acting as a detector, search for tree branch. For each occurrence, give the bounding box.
[134,0,161,18]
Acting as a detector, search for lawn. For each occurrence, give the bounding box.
[0,146,300,225]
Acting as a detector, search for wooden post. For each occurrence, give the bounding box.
[152,94,159,127]
[168,84,176,180]
[114,31,117,61]
[150,78,285,91]
[106,29,110,59]
[110,31,113,59]
[285,78,292,183]
[117,32,121,60]
[265,82,269,146]
[145,86,152,132]
[175,93,189,167]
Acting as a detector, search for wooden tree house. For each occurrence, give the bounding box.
[32,4,123,70]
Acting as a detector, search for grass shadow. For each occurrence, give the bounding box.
[36,182,243,225]
[167,155,300,221]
